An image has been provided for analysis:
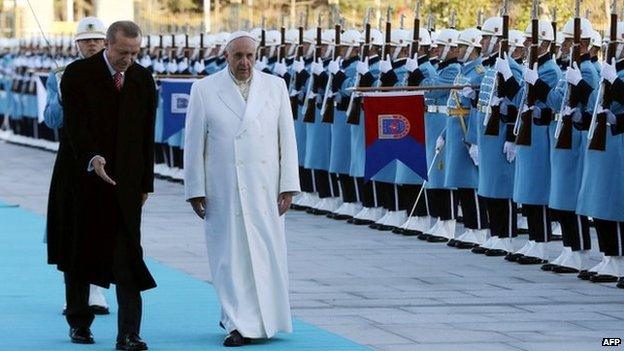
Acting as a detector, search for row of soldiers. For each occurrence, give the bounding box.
[0,4,622,290]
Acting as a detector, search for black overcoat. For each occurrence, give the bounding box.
[47,50,157,291]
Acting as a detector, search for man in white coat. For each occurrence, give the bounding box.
[183,31,300,347]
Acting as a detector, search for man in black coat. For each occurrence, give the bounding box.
[48,21,157,351]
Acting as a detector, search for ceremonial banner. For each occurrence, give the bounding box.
[35,73,49,123]
[363,91,428,180]
[160,78,195,140]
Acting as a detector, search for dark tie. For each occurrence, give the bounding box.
[113,72,123,91]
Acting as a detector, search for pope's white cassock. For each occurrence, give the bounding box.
[183,67,300,338]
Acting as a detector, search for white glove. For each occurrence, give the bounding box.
[177,58,189,73]
[255,57,268,71]
[523,62,539,85]
[356,57,369,75]
[153,59,166,73]
[405,54,419,72]
[561,105,582,122]
[435,135,445,152]
[292,57,305,73]
[166,60,178,74]
[495,54,513,81]
[601,58,618,84]
[379,54,393,74]
[469,144,479,166]
[596,107,617,124]
[312,58,324,75]
[328,58,342,75]
[273,59,288,77]
[193,60,205,74]
[460,86,476,99]
[565,62,582,86]
[491,96,503,107]
[503,141,516,163]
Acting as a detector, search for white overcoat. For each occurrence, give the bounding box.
[183,68,300,338]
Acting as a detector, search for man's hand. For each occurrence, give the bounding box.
[142,193,148,206]
[189,197,206,219]
[91,156,116,185]
[278,192,294,216]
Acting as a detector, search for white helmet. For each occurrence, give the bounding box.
[303,29,316,44]
[457,28,482,48]
[509,29,526,49]
[174,34,186,48]
[368,28,384,46]
[74,17,106,42]
[250,28,263,42]
[430,30,439,48]
[321,29,336,45]
[590,30,602,48]
[562,18,593,39]
[285,29,299,44]
[618,21,624,44]
[390,29,411,47]
[524,20,555,42]
[436,28,460,61]
[555,31,565,46]
[417,28,432,46]
[214,32,231,46]
[264,30,281,46]
[341,29,363,46]
[481,17,504,37]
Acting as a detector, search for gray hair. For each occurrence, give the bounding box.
[107,21,142,43]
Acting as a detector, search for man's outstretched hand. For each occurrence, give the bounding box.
[278,192,294,216]
[189,197,206,219]
[91,156,116,185]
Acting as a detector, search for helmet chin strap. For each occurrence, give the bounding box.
[345,46,354,58]
[269,46,277,58]
[392,46,402,60]
[306,44,315,57]
[75,43,85,59]
[460,46,474,63]
[487,36,499,57]
[288,44,297,57]
[440,45,451,61]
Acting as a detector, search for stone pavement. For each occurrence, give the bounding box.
[0,140,622,351]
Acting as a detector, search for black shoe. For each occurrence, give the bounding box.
[326,212,337,219]
[70,327,94,344]
[392,227,405,234]
[505,253,524,262]
[290,204,308,211]
[484,249,508,257]
[402,229,422,236]
[455,242,477,249]
[369,223,381,229]
[552,266,580,274]
[312,209,330,216]
[540,263,558,271]
[471,246,488,254]
[377,225,395,231]
[332,214,352,220]
[350,218,374,225]
[426,235,449,243]
[517,228,529,235]
[590,274,619,283]
[617,277,624,289]
[577,270,596,280]
[116,333,148,351]
[517,256,548,265]
[417,233,431,241]
[549,234,562,241]
[223,330,251,347]
[446,239,458,247]
[89,305,110,315]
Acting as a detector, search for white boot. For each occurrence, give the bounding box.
[455,229,474,243]
[480,236,499,249]
[375,211,392,225]
[473,229,490,245]
[557,250,589,271]
[515,239,535,255]
[402,216,431,233]
[596,256,624,277]
[424,219,442,236]
[522,242,548,260]
[382,211,408,228]
[301,193,321,208]
[489,237,514,253]
[437,220,457,240]
[550,247,573,267]
[588,255,608,274]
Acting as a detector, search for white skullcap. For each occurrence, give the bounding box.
[226,31,257,47]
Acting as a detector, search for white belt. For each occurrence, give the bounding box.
[427,105,448,114]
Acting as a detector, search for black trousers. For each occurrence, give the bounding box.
[554,210,591,251]
[64,231,142,339]
[376,182,398,211]
[523,204,551,243]
[338,174,358,203]
[484,197,517,238]
[594,219,624,256]
[299,167,314,193]
[358,179,376,208]
[455,189,489,230]
[172,146,183,168]
[154,143,165,164]
[315,170,339,199]
[37,122,56,141]
[399,184,428,217]
[426,189,458,220]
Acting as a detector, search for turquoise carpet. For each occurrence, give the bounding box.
[0,203,369,350]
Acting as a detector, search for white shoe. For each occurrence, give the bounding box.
[375,211,392,225]
[489,237,514,252]
[480,236,499,250]
[436,220,457,240]
[515,240,535,255]
[334,202,363,217]
[551,247,573,266]
[300,193,320,208]
[558,250,589,271]
[523,242,548,260]
[588,255,608,274]
[401,216,431,232]
[473,229,490,245]
[455,229,473,243]
[596,256,624,277]
[353,207,386,222]
[315,197,342,212]
[424,219,442,236]
[381,210,408,228]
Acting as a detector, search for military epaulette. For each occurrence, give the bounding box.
[475,65,485,75]
[54,66,66,74]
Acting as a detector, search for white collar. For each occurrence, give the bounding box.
[103,50,124,76]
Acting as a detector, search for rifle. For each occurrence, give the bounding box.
[289,14,305,118]
[259,17,266,59]
[483,0,509,136]
[321,21,341,123]
[279,18,286,61]
[302,14,323,123]
[514,0,539,145]
[551,8,558,56]
[383,8,392,58]
[588,0,618,151]
[411,1,422,58]
[554,0,582,149]
[450,10,457,29]
[477,10,484,30]
[346,8,372,125]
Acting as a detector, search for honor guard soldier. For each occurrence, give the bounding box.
[44,16,110,316]
[440,28,490,249]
